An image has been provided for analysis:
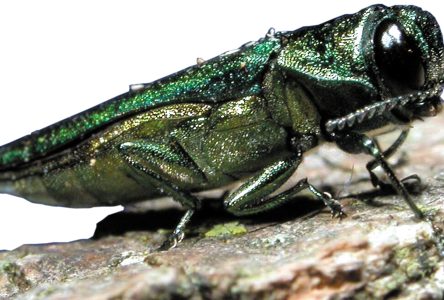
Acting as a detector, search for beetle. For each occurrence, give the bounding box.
[0,4,442,249]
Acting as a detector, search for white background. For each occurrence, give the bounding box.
[0,1,442,250]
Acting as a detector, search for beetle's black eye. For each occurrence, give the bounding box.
[374,19,425,94]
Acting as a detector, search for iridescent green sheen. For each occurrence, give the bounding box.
[278,9,371,84]
[0,37,281,168]
[0,5,442,248]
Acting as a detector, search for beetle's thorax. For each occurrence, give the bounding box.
[262,63,322,151]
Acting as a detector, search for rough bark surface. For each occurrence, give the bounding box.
[1,117,444,300]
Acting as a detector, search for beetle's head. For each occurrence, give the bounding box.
[324,5,444,133]
[371,5,444,123]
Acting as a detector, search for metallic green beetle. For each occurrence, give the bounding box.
[0,5,443,249]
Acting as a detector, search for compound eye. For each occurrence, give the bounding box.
[374,19,425,94]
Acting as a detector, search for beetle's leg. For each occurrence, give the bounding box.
[224,150,345,218]
[366,129,409,173]
[366,129,422,194]
[335,132,424,219]
[118,141,206,250]
[366,129,412,183]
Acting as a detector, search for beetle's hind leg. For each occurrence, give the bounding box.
[118,140,206,250]
[224,150,346,218]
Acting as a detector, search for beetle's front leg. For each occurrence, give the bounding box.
[365,129,422,193]
[224,150,345,218]
[335,132,424,219]
[118,140,206,250]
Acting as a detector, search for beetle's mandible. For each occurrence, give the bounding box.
[0,4,443,249]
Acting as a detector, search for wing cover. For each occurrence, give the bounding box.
[0,37,281,170]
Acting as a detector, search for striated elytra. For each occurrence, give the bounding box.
[0,5,443,249]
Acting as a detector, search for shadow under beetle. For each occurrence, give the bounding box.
[0,5,443,249]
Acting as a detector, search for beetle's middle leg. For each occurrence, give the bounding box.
[224,150,345,218]
[118,140,206,250]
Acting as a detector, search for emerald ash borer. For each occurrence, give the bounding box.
[0,4,442,249]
